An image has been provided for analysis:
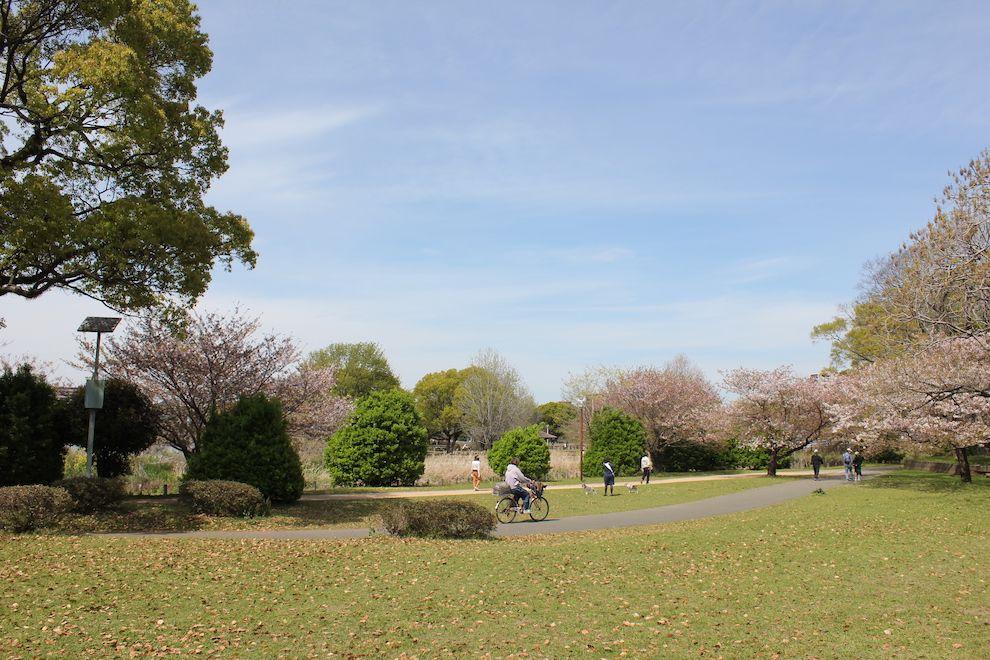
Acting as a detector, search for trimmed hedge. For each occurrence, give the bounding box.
[380,500,496,539]
[488,425,550,480]
[181,480,270,517]
[0,485,72,532]
[186,393,304,503]
[54,476,126,513]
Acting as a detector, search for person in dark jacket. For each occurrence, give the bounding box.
[602,459,616,496]
[811,449,824,480]
[853,451,864,482]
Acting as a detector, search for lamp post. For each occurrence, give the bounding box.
[77,316,121,477]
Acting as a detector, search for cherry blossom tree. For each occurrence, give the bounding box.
[603,356,722,463]
[831,337,990,482]
[722,366,832,476]
[81,309,351,458]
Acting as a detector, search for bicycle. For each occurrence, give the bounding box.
[494,481,549,523]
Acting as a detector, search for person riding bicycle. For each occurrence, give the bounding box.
[505,457,534,514]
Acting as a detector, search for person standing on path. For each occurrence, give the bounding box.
[811,449,824,481]
[641,453,653,484]
[853,451,864,482]
[603,459,616,496]
[842,448,854,481]
[470,455,482,491]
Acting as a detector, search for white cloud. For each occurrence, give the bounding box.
[220,106,377,150]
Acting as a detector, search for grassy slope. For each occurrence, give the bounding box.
[2,472,987,657]
[50,474,781,533]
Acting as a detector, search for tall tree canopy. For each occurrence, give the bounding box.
[456,349,535,449]
[0,0,254,314]
[306,342,400,399]
[412,367,478,452]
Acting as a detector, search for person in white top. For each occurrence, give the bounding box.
[504,457,534,513]
[470,455,482,491]
[641,453,653,484]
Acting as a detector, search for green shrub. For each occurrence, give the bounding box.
[180,480,270,517]
[380,500,496,539]
[324,389,429,486]
[656,440,728,472]
[0,485,72,532]
[722,440,791,470]
[54,476,126,513]
[865,447,905,464]
[186,393,304,503]
[488,425,550,479]
[58,379,159,477]
[0,364,65,486]
[582,407,645,477]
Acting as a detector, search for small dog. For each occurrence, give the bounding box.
[581,483,598,496]
[625,483,639,494]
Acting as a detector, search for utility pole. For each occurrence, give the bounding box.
[78,317,121,478]
[578,404,585,483]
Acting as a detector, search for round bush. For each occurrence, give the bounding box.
[324,389,429,486]
[0,364,65,486]
[582,407,646,477]
[488,425,550,480]
[380,500,496,539]
[186,393,304,503]
[181,480,269,517]
[58,379,159,478]
[0,485,72,532]
[53,476,126,513]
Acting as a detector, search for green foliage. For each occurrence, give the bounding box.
[582,407,646,476]
[58,379,159,478]
[306,342,400,399]
[186,394,304,503]
[536,401,577,440]
[0,485,72,532]
[324,389,429,486]
[655,440,727,472]
[0,364,65,486]
[0,1,255,315]
[181,480,270,517]
[811,301,918,371]
[412,368,474,450]
[488,425,551,479]
[53,477,126,514]
[380,500,496,539]
[722,440,791,470]
[864,446,906,464]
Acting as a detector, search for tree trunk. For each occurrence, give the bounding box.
[767,448,778,477]
[955,447,972,483]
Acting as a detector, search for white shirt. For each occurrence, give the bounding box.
[641,455,652,469]
[505,463,528,489]
[471,459,481,472]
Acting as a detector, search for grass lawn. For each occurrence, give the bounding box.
[49,474,788,533]
[1,471,987,657]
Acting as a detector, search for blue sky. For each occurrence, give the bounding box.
[4,1,990,400]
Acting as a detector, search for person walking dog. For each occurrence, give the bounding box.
[603,458,616,496]
[641,453,653,484]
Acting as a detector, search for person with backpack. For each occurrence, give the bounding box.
[811,449,824,480]
[603,458,616,496]
[853,451,864,482]
[842,448,854,481]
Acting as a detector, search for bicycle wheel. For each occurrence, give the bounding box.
[495,497,517,523]
[528,497,549,521]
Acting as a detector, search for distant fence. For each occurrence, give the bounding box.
[902,459,958,474]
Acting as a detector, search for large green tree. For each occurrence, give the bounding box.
[306,342,400,399]
[811,300,919,371]
[411,367,478,452]
[582,406,646,477]
[536,401,577,441]
[0,0,254,315]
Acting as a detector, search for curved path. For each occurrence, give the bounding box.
[111,470,891,541]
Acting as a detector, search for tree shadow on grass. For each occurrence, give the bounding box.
[866,470,990,494]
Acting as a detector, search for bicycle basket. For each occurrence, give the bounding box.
[493,481,511,496]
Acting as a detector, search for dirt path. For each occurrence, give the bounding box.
[109,469,891,540]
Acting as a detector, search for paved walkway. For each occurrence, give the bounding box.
[301,468,852,501]
[110,469,890,541]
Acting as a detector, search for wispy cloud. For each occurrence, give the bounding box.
[220,106,378,150]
